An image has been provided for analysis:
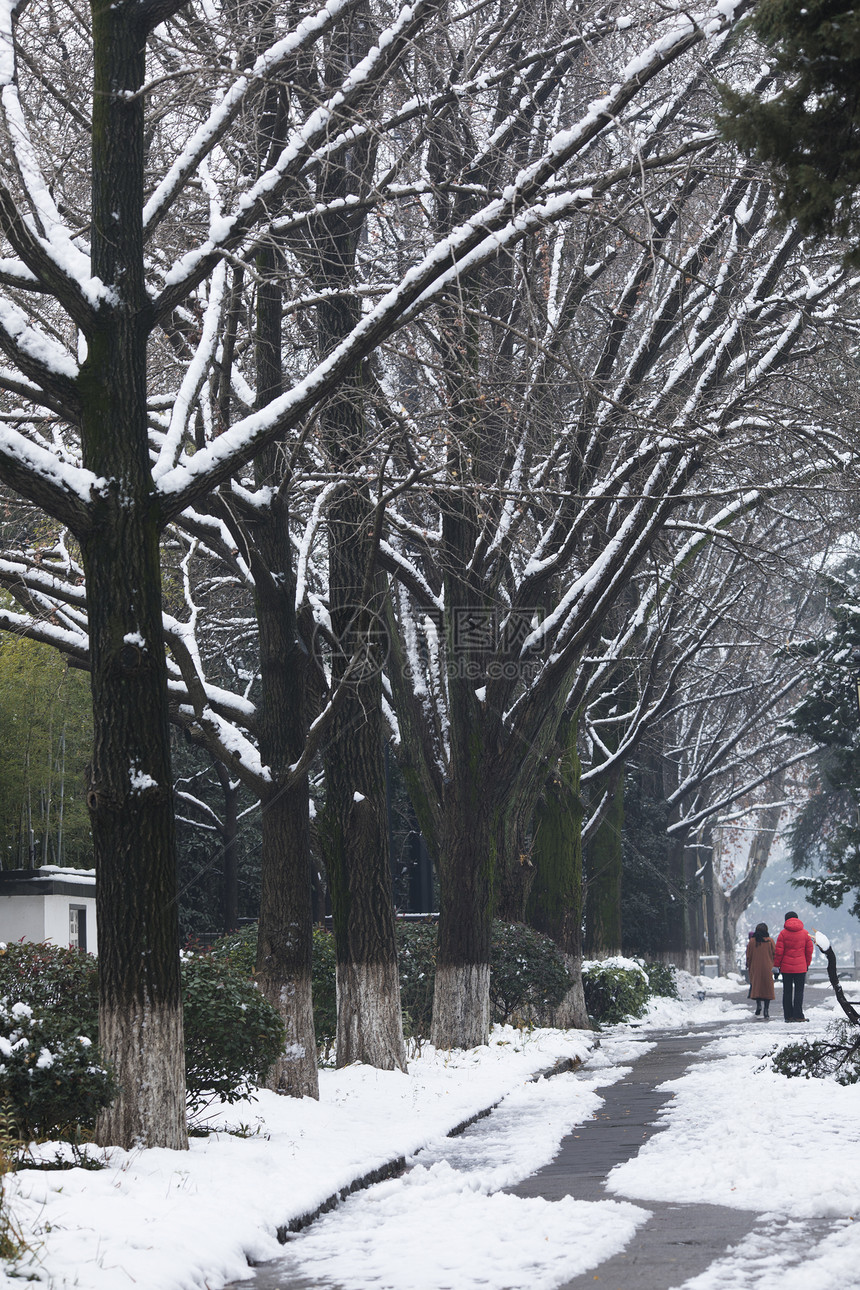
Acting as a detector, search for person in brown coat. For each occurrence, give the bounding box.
[746,922,775,1019]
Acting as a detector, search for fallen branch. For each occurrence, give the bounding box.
[813,930,860,1025]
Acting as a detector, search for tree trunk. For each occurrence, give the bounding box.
[313,4,405,1071]
[584,771,624,958]
[85,0,186,1150]
[253,546,319,1096]
[712,797,784,975]
[213,761,240,934]
[495,810,535,923]
[322,491,406,1070]
[250,236,319,1099]
[661,811,699,974]
[527,713,589,1029]
[257,777,319,1097]
[431,779,495,1049]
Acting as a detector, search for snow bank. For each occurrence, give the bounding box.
[1,1026,597,1289]
[607,1005,860,1219]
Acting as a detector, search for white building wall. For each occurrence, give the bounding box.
[44,894,98,955]
[0,894,47,946]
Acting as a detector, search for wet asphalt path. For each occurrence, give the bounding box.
[508,1027,758,1290]
[222,1001,789,1290]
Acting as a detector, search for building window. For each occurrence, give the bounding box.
[69,906,87,952]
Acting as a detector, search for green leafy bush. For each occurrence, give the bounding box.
[394,919,571,1036]
[0,1000,115,1140]
[771,1021,860,1084]
[396,920,437,1038]
[207,924,338,1058]
[181,954,285,1114]
[582,958,650,1025]
[311,927,337,1058]
[641,960,679,999]
[490,922,571,1025]
[205,924,257,977]
[0,939,287,1131]
[0,942,98,1039]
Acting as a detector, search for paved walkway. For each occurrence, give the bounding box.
[509,1028,758,1289]
[223,1004,800,1290]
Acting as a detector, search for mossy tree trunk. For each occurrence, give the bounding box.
[584,770,624,959]
[316,5,405,1073]
[432,768,497,1050]
[527,713,589,1028]
[248,241,319,1098]
[661,824,699,973]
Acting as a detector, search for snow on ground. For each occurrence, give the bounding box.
[0,1025,605,1290]
[2,973,858,1290]
[606,987,860,1289]
[607,991,860,1218]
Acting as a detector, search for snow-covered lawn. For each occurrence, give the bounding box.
[1,975,856,1290]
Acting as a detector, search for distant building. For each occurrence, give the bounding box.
[0,867,97,954]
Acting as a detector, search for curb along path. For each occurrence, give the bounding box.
[225,1013,770,1290]
[223,1052,586,1287]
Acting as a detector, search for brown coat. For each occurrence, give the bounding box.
[746,936,775,999]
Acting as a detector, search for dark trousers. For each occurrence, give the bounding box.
[781,973,806,1020]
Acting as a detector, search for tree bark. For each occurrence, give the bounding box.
[252,532,319,1097]
[432,790,495,1049]
[322,488,406,1071]
[527,713,589,1029]
[711,798,784,974]
[249,231,319,1098]
[584,771,624,959]
[314,3,405,1072]
[213,760,240,934]
[86,0,186,1150]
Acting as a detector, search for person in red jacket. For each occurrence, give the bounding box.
[773,911,814,1023]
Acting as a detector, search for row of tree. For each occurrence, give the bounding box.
[0,0,857,1149]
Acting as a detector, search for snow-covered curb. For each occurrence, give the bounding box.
[0,978,759,1290]
[0,1026,596,1290]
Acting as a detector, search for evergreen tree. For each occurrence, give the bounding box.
[719,2,860,250]
[784,560,860,917]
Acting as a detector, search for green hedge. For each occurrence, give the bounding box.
[641,960,679,999]
[181,953,285,1115]
[205,926,677,1046]
[0,940,286,1133]
[581,958,651,1025]
[490,922,571,1025]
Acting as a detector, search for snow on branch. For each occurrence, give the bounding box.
[152,0,442,315]
[141,0,354,239]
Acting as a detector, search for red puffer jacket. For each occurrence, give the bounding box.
[774,917,814,974]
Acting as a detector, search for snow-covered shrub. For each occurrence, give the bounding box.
[181,954,285,1114]
[489,922,571,1025]
[0,942,98,1039]
[640,960,679,999]
[582,958,650,1025]
[0,1000,115,1140]
[771,1020,860,1084]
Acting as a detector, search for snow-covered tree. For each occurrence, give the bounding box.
[0,0,771,1132]
[380,15,860,1044]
